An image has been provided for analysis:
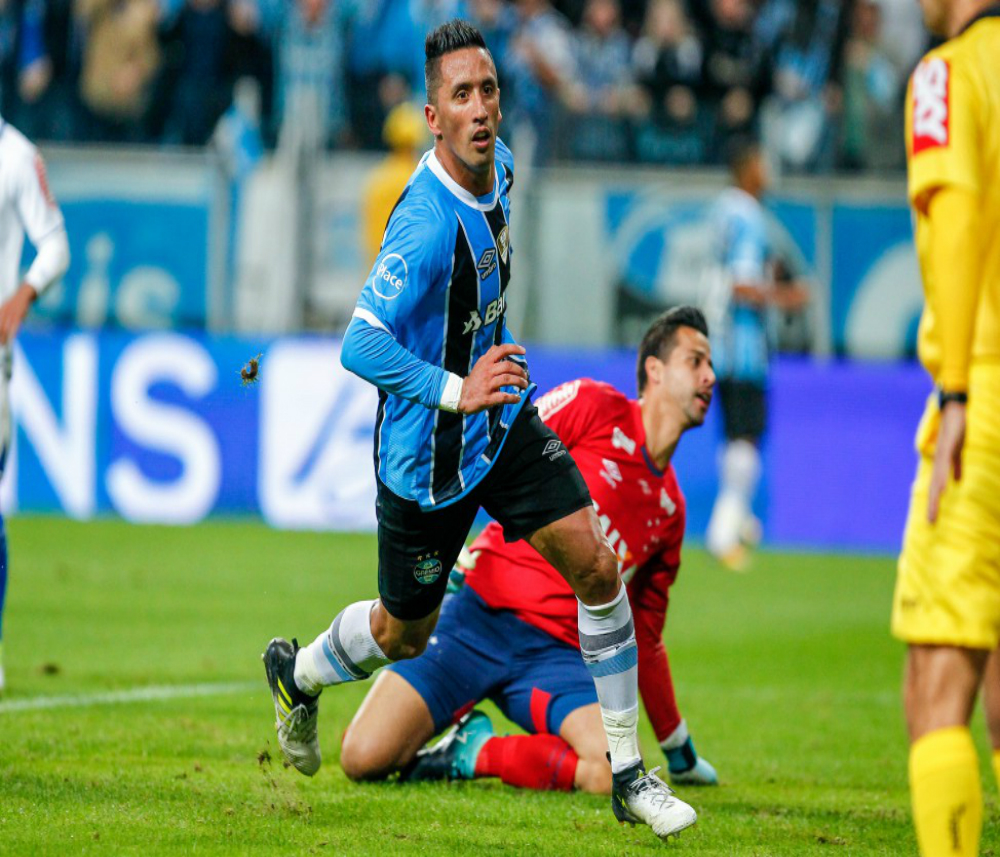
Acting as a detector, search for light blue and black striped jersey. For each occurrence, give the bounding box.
[342,138,533,510]
[708,187,771,383]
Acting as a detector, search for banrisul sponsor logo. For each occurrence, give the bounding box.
[372,253,408,300]
[413,555,443,585]
[462,294,506,335]
[477,247,498,280]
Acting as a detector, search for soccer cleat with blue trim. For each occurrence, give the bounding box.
[666,736,719,786]
[399,709,494,782]
[262,637,321,776]
[670,756,718,786]
[612,761,698,840]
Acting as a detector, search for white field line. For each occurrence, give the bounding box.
[0,681,259,714]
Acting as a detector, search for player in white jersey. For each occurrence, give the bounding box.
[0,118,71,694]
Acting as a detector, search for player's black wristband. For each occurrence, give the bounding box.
[938,389,968,409]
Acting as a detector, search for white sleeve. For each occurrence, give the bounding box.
[24,227,69,296]
[15,149,69,296]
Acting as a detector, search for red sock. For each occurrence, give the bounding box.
[474,735,579,791]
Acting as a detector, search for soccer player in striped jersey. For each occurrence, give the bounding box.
[262,19,696,841]
[0,119,71,695]
[339,307,718,797]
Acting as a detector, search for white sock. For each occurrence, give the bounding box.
[578,586,641,773]
[294,599,391,695]
[707,439,761,555]
[659,718,690,752]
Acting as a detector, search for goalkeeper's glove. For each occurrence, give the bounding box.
[446,546,480,595]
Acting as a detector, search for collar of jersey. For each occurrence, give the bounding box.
[960,3,1000,35]
[427,151,499,211]
[631,399,666,478]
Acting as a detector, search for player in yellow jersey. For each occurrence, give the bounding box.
[891,2,1000,855]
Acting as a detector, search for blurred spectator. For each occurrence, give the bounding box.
[75,0,161,142]
[699,0,772,162]
[0,0,52,127]
[344,0,434,149]
[158,0,265,146]
[361,101,427,263]
[756,0,849,173]
[839,0,904,172]
[19,0,78,141]
[632,0,705,163]
[562,0,642,161]
[467,0,518,92]
[266,0,346,149]
[508,0,576,165]
[876,0,928,73]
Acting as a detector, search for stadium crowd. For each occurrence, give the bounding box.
[0,0,926,172]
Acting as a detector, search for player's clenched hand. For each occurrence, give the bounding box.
[458,343,529,414]
[927,401,966,524]
[0,284,37,345]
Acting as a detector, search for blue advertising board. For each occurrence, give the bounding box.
[6,330,929,552]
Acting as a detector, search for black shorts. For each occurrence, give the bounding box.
[376,402,592,621]
[717,378,767,442]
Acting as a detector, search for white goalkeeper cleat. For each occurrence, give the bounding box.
[612,763,697,840]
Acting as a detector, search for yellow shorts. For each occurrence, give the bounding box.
[892,363,1000,649]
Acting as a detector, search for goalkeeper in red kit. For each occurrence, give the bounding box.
[339,307,718,794]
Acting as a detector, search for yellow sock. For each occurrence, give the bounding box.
[992,749,1000,791]
[909,726,981,857]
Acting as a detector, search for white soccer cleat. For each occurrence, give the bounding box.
[612,764,698,840]
[262,637,322,776]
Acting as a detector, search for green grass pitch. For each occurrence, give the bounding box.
[1,517,998,856]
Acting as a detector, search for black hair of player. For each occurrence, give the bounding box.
[636,306,710,395]
[725,135,762,180]
[425,19,493,104]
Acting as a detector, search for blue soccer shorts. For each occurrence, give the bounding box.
[387,585,597,735]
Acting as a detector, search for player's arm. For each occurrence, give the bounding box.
[923,184,981,522]
[923,185,982,398]
[0,149,69,344]
[727,210,808,313]
[906,58,983,522]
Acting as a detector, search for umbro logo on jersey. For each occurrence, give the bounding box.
[912,57,949,153]
[543,439,566,461]
[611,427,636,455]
[477,248,498,280]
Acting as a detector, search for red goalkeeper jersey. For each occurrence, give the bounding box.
[465,378,687,741]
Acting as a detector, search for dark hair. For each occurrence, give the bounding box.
[636,306,709,394]
[725,135,762,179]
[425,19,492,103]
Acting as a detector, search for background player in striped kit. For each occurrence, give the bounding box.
[0,118,71,695]
[339,307,718,797]
[703,139,809,571]
[262,19,696,841]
